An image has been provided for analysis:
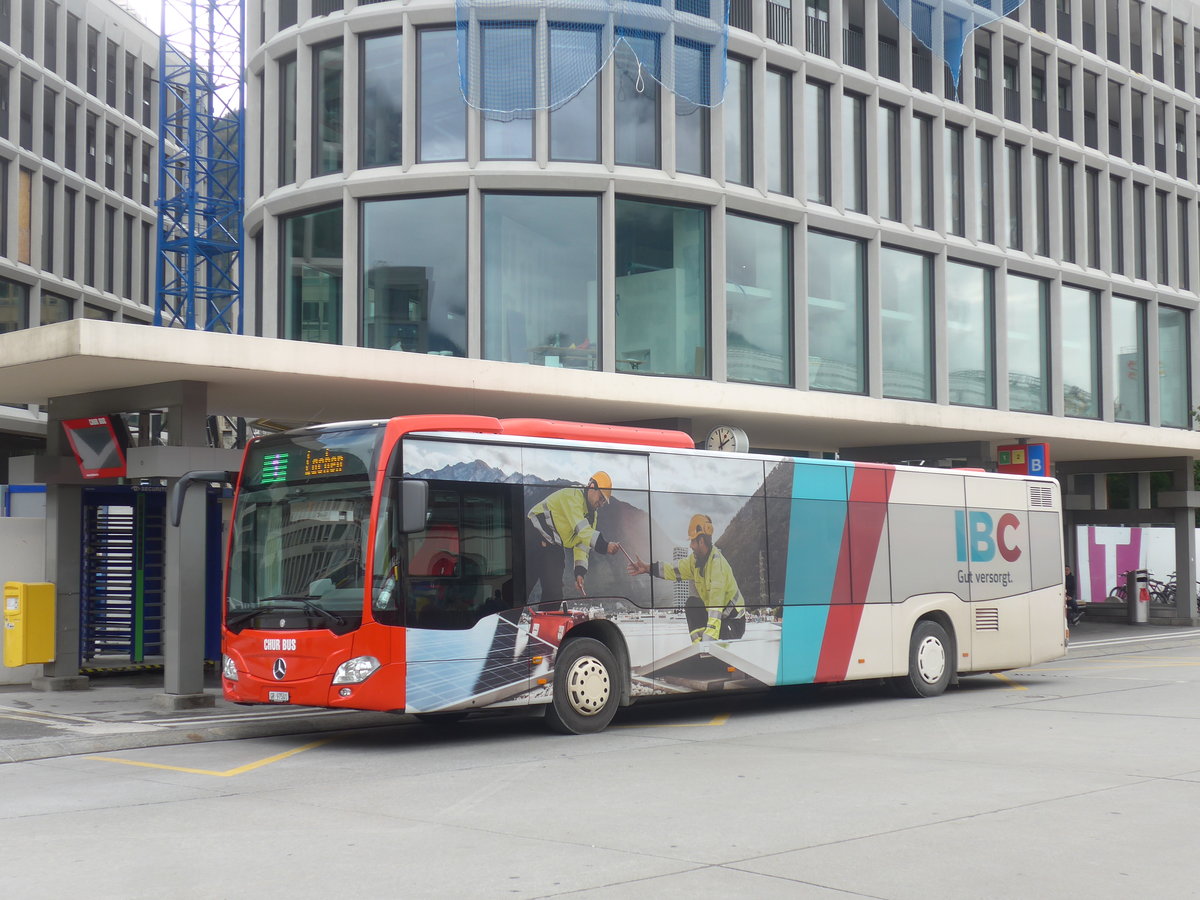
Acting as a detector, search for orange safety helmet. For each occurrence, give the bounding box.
[588,471,613,502]
[687,514,714,540]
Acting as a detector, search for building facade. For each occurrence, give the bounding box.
[0,0,160,459]
[246,0,1200,455]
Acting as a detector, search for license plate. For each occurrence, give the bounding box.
[268,691,290,703]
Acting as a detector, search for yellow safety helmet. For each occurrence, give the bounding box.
[687,514,714,540]
[589,471,613,502]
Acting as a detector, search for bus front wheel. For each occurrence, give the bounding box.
[894,620,953,698]
[545,637,619,735]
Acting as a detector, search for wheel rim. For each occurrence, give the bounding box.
[564,654,611,716]
[915,635,946,685]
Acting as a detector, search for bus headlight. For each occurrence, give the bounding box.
[333,656,381,684]
[222,654,239,682]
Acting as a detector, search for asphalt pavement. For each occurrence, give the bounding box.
[2,617,1198,764]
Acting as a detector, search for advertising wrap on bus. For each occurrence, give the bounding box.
[212,416,1066,735]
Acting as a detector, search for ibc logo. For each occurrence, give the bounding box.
[954,510,1022,563]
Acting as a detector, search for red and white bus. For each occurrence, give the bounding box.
[178,415,1067,734]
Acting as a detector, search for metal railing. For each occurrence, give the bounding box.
[912,50,932,92]
[806,16,829,57]
[1004,88,1020,121]
[1032,99,1047,131]
[843,27,865,69]
[766,1,791,44]
[729,0,752,32]
[879,39,899,81]
[975,78,991,113]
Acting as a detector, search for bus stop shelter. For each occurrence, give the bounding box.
[3,320,1200,704]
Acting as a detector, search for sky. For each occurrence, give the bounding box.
[117,1,201,36]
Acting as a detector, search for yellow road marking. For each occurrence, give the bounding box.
[617,713,731,729]
[991,673,1028,690]
[1032,661,1200,672]
[88,738,334,777]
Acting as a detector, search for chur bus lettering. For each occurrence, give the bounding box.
[187,416,1066,735]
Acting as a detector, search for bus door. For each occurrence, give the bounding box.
[961,478,1034,670]
[400,480,523,713]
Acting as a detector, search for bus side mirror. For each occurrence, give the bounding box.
[170,470,236,527]
[400,480,428,534]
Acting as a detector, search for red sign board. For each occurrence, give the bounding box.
[997,443,1050,476]
[61,416,127,479]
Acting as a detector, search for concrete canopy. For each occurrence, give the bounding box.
[3,319,1200,463]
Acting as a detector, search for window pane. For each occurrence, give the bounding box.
[880,246,932,400]
[1006,273,1048,412]
[550,26,600,162]
[1158,305,1189,428]
[766,68,791,194]
[1061,285,1099,418]
[1060,160,1075,262]
[726,214,790,386]
[279,55,296,184]
[1034,151,1049,255]
[1085,168,1100,268]
[1109,175,1124,273]
[0,275,28,333]
[283,206,342,344]
[945,124,963,235]
[1133,183,1147,279]
[418,29,467,162]
[871,105,895,221]
[675,39,710,176]
[482,24,534,160]
[615,35,660,168]
[1156,189,1169,283]
[362,32,403,168]
[912,114,932,227]
[1112,296,1146,423]
[807,230,864,393]
[805,80,829,203]
[947,260,994,407]
[362,195,467,357]
[975,133,993,241]
[1178,198,1190,289]
[1006,143,1022,249]
[843,92,865,212]
[41,292,72,324]
[725,56,751,185]
[615,198,707,376]
[483,194,599,367]
[314,42,344,175]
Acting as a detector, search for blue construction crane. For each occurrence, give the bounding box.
[154,0,245,333]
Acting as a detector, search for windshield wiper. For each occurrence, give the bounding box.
[227,596,347,629]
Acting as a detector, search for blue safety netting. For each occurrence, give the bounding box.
[456,0,730,114]
[882,0,1026,90]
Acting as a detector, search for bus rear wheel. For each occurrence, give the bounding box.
[545,637,619,735]
[893,620,953,698]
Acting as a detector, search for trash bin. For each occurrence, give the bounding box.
[3,581,56,667]
[1126,569,1150,625]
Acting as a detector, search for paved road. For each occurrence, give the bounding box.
[4,625,1200,899]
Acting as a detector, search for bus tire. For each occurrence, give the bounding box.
[545,637,619,735]
[894,620,953,698]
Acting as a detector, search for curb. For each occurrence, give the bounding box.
[0,711,402,765]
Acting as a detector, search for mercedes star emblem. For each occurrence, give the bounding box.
[273,658,287,680]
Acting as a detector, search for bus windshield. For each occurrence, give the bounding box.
[227,425,384,631]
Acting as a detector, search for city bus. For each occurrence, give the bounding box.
[175,415,1067,734]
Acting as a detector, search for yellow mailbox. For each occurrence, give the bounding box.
[3,582,56,667]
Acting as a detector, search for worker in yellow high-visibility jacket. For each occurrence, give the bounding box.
[627,514,746,643]
[527,471,622,603]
